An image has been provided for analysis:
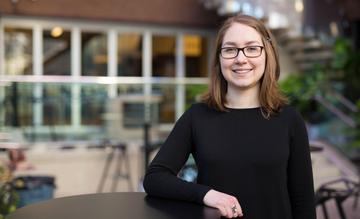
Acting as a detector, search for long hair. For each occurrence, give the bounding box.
[202,14,288,118]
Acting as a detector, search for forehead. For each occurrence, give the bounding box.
[222,23,262,45]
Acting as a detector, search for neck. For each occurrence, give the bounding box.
[225,84,260,109]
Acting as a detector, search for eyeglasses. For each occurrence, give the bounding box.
[220,46,264,59]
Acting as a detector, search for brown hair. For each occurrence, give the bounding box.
[202,14,288,118]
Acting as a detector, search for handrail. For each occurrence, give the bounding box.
[313,94,356,128]
[333,92,358,113]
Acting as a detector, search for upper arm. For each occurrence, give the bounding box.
[287,109,316,219]
[149,106,194,174]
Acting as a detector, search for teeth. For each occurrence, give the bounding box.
[233,69,251,73]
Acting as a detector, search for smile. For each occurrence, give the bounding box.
[232,69,252,74]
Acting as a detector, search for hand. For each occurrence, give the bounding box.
[203,189,243,218]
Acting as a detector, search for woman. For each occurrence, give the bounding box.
[143,14,316,219]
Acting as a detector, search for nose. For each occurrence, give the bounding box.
[234,50,248,63]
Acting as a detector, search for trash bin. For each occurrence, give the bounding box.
[12,176,55,207]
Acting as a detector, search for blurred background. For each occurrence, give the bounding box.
[0,0,359,218]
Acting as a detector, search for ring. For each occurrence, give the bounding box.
[231,205,237,214]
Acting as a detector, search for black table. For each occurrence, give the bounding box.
[7,192,221,219]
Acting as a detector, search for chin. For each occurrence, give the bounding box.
[234,80,252,87]
[230,80,257,90]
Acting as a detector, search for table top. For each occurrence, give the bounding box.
[8,192,220,219]
[0,142,24,150]
[310,145,323,152]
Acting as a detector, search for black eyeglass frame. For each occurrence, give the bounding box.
[220,46,264,59]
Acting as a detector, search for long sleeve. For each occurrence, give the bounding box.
[287,110,316,219]
[143,106,212,204]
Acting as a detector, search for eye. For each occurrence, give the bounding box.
[245,46,260,52]
[222,47,237,53]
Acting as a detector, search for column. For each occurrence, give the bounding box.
[71,27,81,128]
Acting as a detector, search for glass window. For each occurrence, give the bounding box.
[117,84,143,95]
[43,27,71,75]
[118,34,142,76]
[43,84,71,125]
[4,83,34,126]
[81,32,107,76]
[4,27,33,75]
[81,85,107,125]
[152,35,175,77]
[184,35,209,77]
[152,85,175,123]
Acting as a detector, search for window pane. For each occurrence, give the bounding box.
[152,85,175,123]
[4,27,33,75]
[105,85,164,141]
[81,85,107,125]
[4,83,34,126]
[43,84,71,125]
[152,36,175,77]
[82,32,107,76]
[117,85,145,128]
[118,34,142,76]
[184,35,209,77]
[117,84,143,95]
[43,28,71,75]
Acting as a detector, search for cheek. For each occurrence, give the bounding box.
[219,60,226,75]
[255,56,266,73]
[220,59,231,72]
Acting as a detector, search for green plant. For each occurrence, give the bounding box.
[350,99,360,148]
[331,37,360,102]
[280,65,330,123]
[0,165,18,218]
[185,84,208,109]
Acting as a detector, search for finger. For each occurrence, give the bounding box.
[235,201,243,217]
[225,199,235,218]
[229,197,242,217]
[218,203,231,218]
[233,212,238,218]
[218,205,227,217]
[225,204,234,218]
[229,203,238,218]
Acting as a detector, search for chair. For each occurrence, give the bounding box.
[315,178,359,219]
[7,149,34,172]
[97,140,133,193]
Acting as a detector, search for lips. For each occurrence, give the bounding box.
[232,68,252,74]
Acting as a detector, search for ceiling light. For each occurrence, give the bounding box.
[295,0,304,13]
[51,26,63,38]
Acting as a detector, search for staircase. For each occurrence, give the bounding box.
[272,27,357,124]
[272,28,334,72]
[272,27,360,163]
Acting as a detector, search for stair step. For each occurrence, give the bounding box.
[286,39,321,51]
[292,50,333,62]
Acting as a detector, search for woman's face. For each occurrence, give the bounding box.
[219,23,266,92]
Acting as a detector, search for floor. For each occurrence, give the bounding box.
[2,140,359,218]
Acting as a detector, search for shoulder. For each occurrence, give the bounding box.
[279,105,307,133]
[174,103,214,127]
[181,103,220,122]
[187,102,216,114]
[278,105,303,121]
[178,103,208,120]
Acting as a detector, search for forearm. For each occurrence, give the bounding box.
[143,165,211,204]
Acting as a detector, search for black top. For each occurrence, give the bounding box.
[7,193,220,219]
[143,103,316,219]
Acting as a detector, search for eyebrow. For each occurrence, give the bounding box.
[222,41,262,47]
